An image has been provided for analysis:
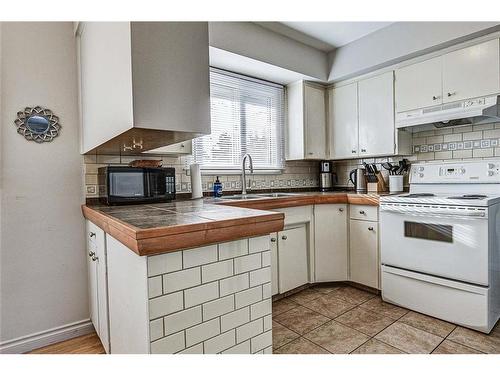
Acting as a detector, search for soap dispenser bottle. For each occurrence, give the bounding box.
[213,176,223,197]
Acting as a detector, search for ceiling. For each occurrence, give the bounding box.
[256,22,394,52]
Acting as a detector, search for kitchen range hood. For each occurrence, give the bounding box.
[396,95,500,131]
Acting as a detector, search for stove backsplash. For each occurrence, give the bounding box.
[334,123,500,188]
[84,156,320,198]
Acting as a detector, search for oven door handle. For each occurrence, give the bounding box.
[380,206,487,219]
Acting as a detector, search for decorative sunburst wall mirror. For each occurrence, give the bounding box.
[14,106,61,143]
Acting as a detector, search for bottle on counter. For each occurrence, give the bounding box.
[213,176,223,197]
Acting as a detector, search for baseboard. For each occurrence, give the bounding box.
[0,319,95,354]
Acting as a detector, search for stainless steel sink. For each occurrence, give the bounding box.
[219,192,300,200]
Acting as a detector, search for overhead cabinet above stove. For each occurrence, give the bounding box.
[76,22,211,155]
[395,38,500,114]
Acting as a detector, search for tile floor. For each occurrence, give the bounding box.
[272,284,500,354]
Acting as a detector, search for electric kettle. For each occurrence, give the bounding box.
[349,168,367,193]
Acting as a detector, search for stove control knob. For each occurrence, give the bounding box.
[460,168,466,174]
[418,167,424,172]
[419,173,424,178]
[488,163,496,169]
[488,171,495,176]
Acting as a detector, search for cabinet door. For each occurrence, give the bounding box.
[270,233,279,296]
[358,72,395,157]
[86,223,100,332]
[443,39,500,103]
[349,220,379,289]
[278,225,309,293]
[304,84,327,159]
[314,204,348,282]
[94,228,110,353]
[395,57,442,112]
[329,83,359,159]
[143,140,192,155]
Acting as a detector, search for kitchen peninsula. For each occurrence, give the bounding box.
[82,192,381,354]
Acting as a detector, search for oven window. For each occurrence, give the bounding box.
[404,221,453,243]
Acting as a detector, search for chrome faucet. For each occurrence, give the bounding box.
[241,154,254,195]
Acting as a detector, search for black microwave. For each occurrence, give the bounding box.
[98,166,176,205]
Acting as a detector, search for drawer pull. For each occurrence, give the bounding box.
[339,208,344,212]
[89,232,96,238]
[281,235,288,240]
[359,210,366,215]
[88,251,95,257]
[368,227,374,231]
[92,255,98,262]
[270,238,277,243]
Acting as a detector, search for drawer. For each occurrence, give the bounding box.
[350,204,378,221]
[274,205,313,226]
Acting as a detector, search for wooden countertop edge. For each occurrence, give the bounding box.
[82,192,379,256]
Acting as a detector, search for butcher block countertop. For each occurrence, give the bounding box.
[82,191,384,256]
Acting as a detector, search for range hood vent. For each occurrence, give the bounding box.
[396,95,500,131]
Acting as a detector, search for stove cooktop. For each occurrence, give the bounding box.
[381,193,500,207]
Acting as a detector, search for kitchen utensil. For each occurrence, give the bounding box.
[382,162,393,175]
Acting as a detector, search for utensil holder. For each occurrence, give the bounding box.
[389,175,404,193]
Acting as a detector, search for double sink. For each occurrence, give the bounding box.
[220,192,300,200]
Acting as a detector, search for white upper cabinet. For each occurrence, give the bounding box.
[396,38,500,112]
[286,81,327,160]
[395,57,442,112]
[358,72,395,157]
[328,83,358,159]
[442,39,500,103]
[77,22,210,155]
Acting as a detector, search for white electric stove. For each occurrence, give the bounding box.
[380,160,500,333]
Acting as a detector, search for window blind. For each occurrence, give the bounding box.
[193,68,285,171]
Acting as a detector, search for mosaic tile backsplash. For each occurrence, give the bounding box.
[84,156,320,198]
[84,123,500,197]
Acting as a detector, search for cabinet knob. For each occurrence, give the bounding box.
[447,92,456,97]
[361,149,366,153]
[89,232,96,238]
[92,255,98,262]
[351,150,357,153]
[88,251,95,257]
[281,235,287,240]
[339,208,344,212]
[270,238,277,243]
[359,210,365,215]
[368,227,374,231]
[432,95,439,100]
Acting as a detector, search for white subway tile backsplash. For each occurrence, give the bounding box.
[203,295,235,321]
[222,340,251,354]
[262,283,272,299]
[183,245,218,268]
[150,318,164,341]
[219,273,249,297]
[185,318,220,347]
[221,307,250,332]
[178,343,204,354]
[235,286,262,309]
[473,148,494,158]
[463,131,483,141]
[234,253,262,274]
[249,267,271,287]
[237,319,264,344]
[263,346,273,354]
[250,299,272,320]
[148,252,182,277]
[261,251,271,267]
[163,267,201,294]
[164,306,202,336]
[149,292,184,319]
[184,281,219,308]
[251,330,272,353]
[249,236,270,254]
[453,150,473,159]
[263,314,272,332]
[151,331,185,354]
[484,129,500,139]
[443,133,462,142]
[202,260,233,283]
[148,276,163,298]
[204,330,236,354]
[218,239,248,260]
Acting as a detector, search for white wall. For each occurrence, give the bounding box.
[328,22,500,82]
[0,23,88,346]
[209,22,328,81]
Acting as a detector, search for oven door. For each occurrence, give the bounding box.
[380,204,489,285]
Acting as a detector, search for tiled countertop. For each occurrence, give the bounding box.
[82,191,388,256]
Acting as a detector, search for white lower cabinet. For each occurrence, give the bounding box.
[270,233,279,296]
[349,218,379,289]
[277,225,309,294]
[86,221,110,353]
[314,204,348,282]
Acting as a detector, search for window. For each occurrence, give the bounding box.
[193,68,285,172]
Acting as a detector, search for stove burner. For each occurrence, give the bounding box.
[448,194,488,200]
[404,193,435,198]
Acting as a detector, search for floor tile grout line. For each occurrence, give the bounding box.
[444,327,489,354]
